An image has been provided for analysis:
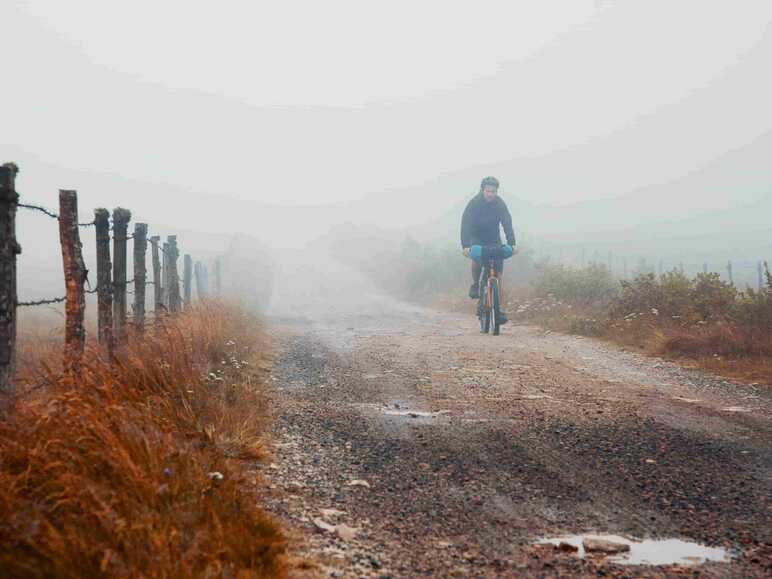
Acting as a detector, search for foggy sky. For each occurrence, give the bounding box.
[4,1,771,207]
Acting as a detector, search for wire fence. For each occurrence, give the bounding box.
[543,248,770,291]
[0,162,226,396]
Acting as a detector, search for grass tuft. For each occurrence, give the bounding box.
[0,301,286,578]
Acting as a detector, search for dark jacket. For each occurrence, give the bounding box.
[460,193,516,248]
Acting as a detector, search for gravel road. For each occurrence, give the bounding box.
[256,255,771,578]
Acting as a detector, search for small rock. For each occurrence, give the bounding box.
[313,518,337,533]
[320,508,347,519]
[583,538,631,554]
[347,479,371,489]
[335,524,359,541]
[207,471,224,482]
[313,518,360,541]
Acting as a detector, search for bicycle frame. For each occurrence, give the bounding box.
[475,246,506,335]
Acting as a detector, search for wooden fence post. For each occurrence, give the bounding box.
[194,262,201,299]
[214,256,222,295]
[59,190,86,374]
[112,208,131,343]
[94,208,113,353]
[166,235,180,313]
[133,223,148,331]
[183,254,192,307]
[162,240,170,308]
[195,261,208,298]
[759,261,764,291]
[150,235,162,314]
[0,163,20,396]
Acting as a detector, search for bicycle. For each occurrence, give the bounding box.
[469,245,513,336]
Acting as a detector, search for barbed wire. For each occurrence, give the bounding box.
[19,200,98,227]
[18,202,58,219]
[18,280,155,307]
[17,296,66,307]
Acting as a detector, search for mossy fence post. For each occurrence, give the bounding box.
[94,208,113,354]
[150,235,162,314]
[183,254,192,307]
[166,235,181,313]
[112,208,131,343]
[59,190,86,374]
[0,163,20,395]
[162,240,170,309]
[133,223,148,332]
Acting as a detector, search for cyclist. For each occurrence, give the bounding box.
[460,176,518,323]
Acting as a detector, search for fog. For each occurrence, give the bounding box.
[2,1,771,304]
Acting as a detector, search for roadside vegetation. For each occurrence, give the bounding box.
[1,301,287,578]
[516,262,772,384]
[337,235,772,385]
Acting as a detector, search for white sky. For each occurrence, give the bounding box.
[4,0,772,206]
[19,0,598,107]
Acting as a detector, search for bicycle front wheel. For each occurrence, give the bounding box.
[490,278,501,336]
[479,284,490,334]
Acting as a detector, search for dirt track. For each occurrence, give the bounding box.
[258,256,771,578]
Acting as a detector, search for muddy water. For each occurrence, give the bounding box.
[538,534,731,566]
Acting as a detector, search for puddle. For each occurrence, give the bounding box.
[537,534,731,566]
[352,402,449,421]
[672,396,702,403]
[382,409,437,418]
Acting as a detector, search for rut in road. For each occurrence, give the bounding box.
[259,256,771,578]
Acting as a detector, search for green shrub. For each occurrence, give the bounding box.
[531,263,617,307]
[612,273,664,318]
[692,272,737,320]
[733,262,772,329]
[611,269,736,321]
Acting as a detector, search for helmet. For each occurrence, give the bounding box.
[480,176,500,192]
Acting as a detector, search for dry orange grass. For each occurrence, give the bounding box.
[0,301,287,578]
[649,322,772,385]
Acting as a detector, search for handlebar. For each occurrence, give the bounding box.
[469,244,514,262]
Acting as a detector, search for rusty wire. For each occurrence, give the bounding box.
[18,202,59,219]
[18,200,96,227]
[18,279,153,307]
[17,296,66,307]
